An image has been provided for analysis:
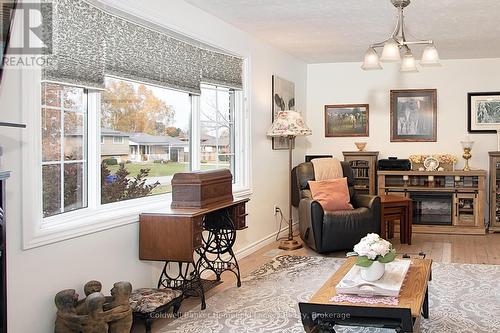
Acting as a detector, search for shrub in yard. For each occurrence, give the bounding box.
[103,158,118,166]
[101,163,160,204]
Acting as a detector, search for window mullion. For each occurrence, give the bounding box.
[87,91,100,210]
[191,95,201,170]
[59,91,65,214]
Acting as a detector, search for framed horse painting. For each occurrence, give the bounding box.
[324,104,369,137]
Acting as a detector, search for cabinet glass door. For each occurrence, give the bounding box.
[348,160,369,194]
[453,193,477,226]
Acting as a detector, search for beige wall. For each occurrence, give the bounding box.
[101,136,130,157]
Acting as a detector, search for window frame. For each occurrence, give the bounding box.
[22,65,251,250]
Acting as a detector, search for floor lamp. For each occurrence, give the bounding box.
[267,111,312,250]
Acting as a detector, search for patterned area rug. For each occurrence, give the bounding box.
[163,255,500,333]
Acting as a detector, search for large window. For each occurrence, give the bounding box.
[39,79,246,225]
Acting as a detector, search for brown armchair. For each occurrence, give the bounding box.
[291,161,380,253]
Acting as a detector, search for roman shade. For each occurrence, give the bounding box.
[42,0,243,94]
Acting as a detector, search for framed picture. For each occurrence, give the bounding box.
[390,89,437,142]
[467,92,500,133]
[272,75,295,150]
[324,104,369,137]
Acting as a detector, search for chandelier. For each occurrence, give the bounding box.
[361,0,440,72]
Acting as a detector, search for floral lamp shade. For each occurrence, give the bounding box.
[266,111,312,138]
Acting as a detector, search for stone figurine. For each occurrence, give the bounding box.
[54,281,132,333]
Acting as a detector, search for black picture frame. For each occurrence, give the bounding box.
[467,92,500,133]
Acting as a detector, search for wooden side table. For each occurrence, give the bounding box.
[380,194,412,245]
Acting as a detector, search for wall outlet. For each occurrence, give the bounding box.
[273,205,279,216]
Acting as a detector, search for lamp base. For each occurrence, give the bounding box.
[278,238,303,251]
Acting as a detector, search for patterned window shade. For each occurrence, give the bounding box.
[42,0,106,89]
[200,49,243,90]
[42,0,243,94]
[103,14,203,95]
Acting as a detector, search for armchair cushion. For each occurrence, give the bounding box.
[308,178,354,211]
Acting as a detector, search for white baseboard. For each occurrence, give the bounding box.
[234,222,299,259]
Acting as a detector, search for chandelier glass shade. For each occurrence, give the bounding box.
[361,47,382,70]
[362,0,440,72]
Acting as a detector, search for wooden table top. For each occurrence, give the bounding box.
[140,197,249,217]
[309,257,432,317]
[379,194,412,204]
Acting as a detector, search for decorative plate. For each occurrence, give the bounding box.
[423,156,439,171]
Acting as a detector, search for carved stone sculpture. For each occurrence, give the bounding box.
[54,281,132,333]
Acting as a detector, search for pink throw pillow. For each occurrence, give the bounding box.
[308,177,354,211]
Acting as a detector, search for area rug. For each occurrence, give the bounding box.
[163,255,500,333]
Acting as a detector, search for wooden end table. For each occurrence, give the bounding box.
[299,257,432,333]
[380,194,413,244]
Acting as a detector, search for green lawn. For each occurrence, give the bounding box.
[107,162,230,177]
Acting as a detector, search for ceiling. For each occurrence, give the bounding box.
[185,0,500,63]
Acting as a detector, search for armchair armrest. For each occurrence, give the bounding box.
[298,198,324,252]
[353,194,381,234]
[354,194,380,210]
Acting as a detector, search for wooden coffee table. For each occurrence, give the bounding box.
[299,257,432,333]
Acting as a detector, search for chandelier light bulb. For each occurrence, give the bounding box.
[421,44,441,66]
[400,49,418,72]
[361,47,382,70]
[380,39,401,62]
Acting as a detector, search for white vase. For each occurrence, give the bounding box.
[360,261,385,281]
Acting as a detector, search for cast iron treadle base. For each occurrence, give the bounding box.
[196,209,242,287]
[157,261,206,310]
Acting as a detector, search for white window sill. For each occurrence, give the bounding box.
[23,185,252,250]
[24,194,171,249]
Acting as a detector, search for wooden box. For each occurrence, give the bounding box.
[171,169,233,208]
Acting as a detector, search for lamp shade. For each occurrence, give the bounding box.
[421,44,441,66]
[400,50,418,72]
[361,47,382,70]
[266,111,312,137]
[460,140,474,149]
[380,39,401,62]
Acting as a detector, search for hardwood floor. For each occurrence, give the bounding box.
[134,232,500,332]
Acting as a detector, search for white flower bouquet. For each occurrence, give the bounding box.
[350,233,396,267]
